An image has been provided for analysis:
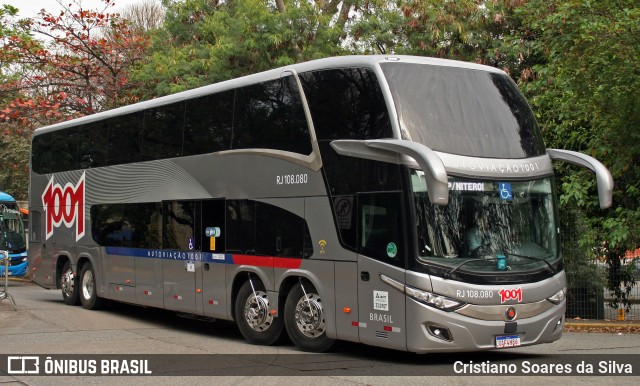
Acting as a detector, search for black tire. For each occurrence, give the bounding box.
[79,263,104,310]
[60,260,79,305]
[234,280,284,345]
[284,281,335,352]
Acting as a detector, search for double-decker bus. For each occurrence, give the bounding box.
[28,55,612,353]
[0,192,28,277]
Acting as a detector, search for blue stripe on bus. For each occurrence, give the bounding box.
[105,247,232,264]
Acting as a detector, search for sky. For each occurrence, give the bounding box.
[2,0,145,19]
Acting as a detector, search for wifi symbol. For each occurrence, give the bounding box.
[318,240,327,254]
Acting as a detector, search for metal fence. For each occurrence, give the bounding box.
[561,223,640,321]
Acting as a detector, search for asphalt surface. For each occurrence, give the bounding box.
[1,278,639,385]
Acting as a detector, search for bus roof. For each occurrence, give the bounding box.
[0,192,16,202]
[32,55,505,136]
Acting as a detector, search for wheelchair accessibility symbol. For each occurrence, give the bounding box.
[499,183,512,201]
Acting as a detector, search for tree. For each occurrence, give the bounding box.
[0,0,150,199]
[0,4,46,199]
[133,0,375,97]
[121,0,165,34]
[31,0,150,112]
[516,0,640,310]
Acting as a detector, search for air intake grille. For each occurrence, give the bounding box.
[375,331,389,339]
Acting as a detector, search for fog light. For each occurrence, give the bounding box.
[555,318,563,331]
[427,324,453,342]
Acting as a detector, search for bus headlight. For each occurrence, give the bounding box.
[405,285,464,311]
[547,287,567,304]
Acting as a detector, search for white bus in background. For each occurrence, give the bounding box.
[28,55,612,353]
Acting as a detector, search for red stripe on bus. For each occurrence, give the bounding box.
[232,254,302,269]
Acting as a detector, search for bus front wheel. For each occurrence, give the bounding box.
[79,263,104,310]
[235,280,284,345]
[284,281,335,352]
[60,261,79,305]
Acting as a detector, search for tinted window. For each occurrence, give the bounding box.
[32,76,315,173]
[31,134,53,174]
[225,200,255,254]
[51,128,79,172]
[381,62,546,158]
[319,141,402,196]
[33,122,108,174]
[106,113,143,165]
[256,201,309,258]
[91,203,162,248]
[123,203,162,249]
[300,68,393,140]
[91,204,124,246]
[319,141,402,251]
[183,91,234,155]
[89,200,314,257]
[233,77,311,154]
[358,192,404,267]
[163,201,197,250]
[77,122,108,169]
[142,103,185,161]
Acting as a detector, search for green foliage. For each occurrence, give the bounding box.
[560,211,604,317]
[0,5,33,200]
[134,0,346,97]
[0,132,29,200]
[517,0,640,310]
[1,0,149,199]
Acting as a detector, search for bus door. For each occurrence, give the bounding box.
[356,192,407,351]
[162,200,199,313]
[29,210,56,286]
[199,199,227,318]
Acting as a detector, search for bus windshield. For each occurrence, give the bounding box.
[381,62,546,158]
[0,207,26,253]
[412,170,559,274]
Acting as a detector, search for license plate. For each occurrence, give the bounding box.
[496,335,521,348]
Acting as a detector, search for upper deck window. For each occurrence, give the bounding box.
[31,76,312,174]
[300,68,392,140]
[381,62,545,159]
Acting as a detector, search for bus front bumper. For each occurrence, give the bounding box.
[0,256,28,278]
[406,298,565,353]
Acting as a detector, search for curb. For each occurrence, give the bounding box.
[565,322,639,328]
[7,277,32,283]
[564,320,640,333]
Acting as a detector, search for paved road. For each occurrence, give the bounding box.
[1,280,639,385]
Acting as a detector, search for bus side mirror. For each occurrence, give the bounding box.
[330,139,449,206]
[547,148,614,209]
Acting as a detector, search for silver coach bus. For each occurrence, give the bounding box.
[28,55,612,353]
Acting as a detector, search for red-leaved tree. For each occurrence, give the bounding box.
[0,0,150,199]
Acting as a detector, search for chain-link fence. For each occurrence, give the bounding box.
[561,222,639,321]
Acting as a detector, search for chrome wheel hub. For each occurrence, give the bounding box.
[244,291,273,332]
[294,293,325,338]
[61,268,74,296]
[82,269,94,300]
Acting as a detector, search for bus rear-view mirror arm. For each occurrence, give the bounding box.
[330,139,449,205]
[547,148,614,209]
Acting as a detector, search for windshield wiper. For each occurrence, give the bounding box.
[447,258,493,276]
[446,253,556,276]
[505,252,556,274]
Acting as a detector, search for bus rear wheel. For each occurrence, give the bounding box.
[284,281,335,352]
[60,261,79,305]
[235,279,284,345]
[79,263,104,310]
